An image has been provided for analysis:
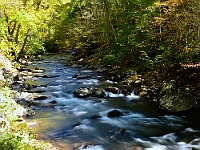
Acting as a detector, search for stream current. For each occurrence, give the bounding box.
[24,53,200,150]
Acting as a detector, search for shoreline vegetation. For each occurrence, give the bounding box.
[0,0,200,149]
[0,54,59,150]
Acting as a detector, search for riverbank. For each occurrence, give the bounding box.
[0,53,59,150]
[15,52,200,150]
[71,51,200,113]
[1,51,200,149]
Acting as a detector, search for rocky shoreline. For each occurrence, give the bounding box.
[69,52,200,114]
[0,54,59,150]
[1,52,199,120]
[1,52,200,150]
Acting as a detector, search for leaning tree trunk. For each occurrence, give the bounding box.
[16,28,31,61]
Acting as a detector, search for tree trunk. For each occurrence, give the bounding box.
[4,11,11,35]
[10,21,17,37]
[102,0,117,42]
[16,28,31,61]
[15,24,21,44]
[36,0,42,11]
[0,9,2,18]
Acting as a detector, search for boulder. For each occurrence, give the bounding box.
[27,89,45,93]
[72,74,90,79]
[107,110,123,118]
[74,87,106,98]
[96,67,108,73]
[74,87,90,98]
[43,75,59,78]
[25,107,36,116]
[121,88,132,96]
[106,86,119,94]
[33,94,49,100]
[31,101,54,108]
[91,87,106,98]
[159,80,195,113]
[49,100,57,104]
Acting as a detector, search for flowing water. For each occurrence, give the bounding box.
[24,53,200,150]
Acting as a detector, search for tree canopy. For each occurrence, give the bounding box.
[1,0,200,77]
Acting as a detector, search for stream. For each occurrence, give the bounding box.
[23,53,200,150]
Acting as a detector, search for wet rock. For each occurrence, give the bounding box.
[109,75,122,82]
[138,91,148,97]
[74,87,90,98]
[40,84,48,87]
[121,88,132,96]
[12,102,36,117]
[16,91,44,101]
[114,128,126,137]
[49,100,57,104]
[91,87,106,98]
[98,77,107,82]
[159,80,195,113]
[138,85,148,97]
[96,67,108,73]
[14,92,32,101]
[20,83,32,90]
[31,101,54,108]
[13,74,20,82]
[71,64,80,68]
[72,74,90,79]
[27,89,45,93]
[134,78,143,86]
[90,115,101,119]
[43,75,60,78]
[74,87,106,98]
[14,106,27,117]
[121,78,133,85]
[25,107,36,116]
[107,110,123,118]
[33,95,49,100]
[73,123,81,128]
[106,86,119,94]
[17,99,32,107]
[74,142,97,150]
[121,74,144,86]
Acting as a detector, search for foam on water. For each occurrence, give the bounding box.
[100,115,140,129]
[184,127,199,132]
[105,80,115,84]
[133,132,200,150]
[126,92,140,99]
[107,92,124,97]
[82,79,99,85]
[80,70,93,73]
[121,113,145,118]
[74,111,88,116]
[25,54,200,150]
[77,145,105,150]
[73,119,94,131]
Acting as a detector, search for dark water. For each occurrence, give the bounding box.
[24,53,200,150]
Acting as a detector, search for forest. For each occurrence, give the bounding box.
[1,0,200,77]
[0,0,200,149]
